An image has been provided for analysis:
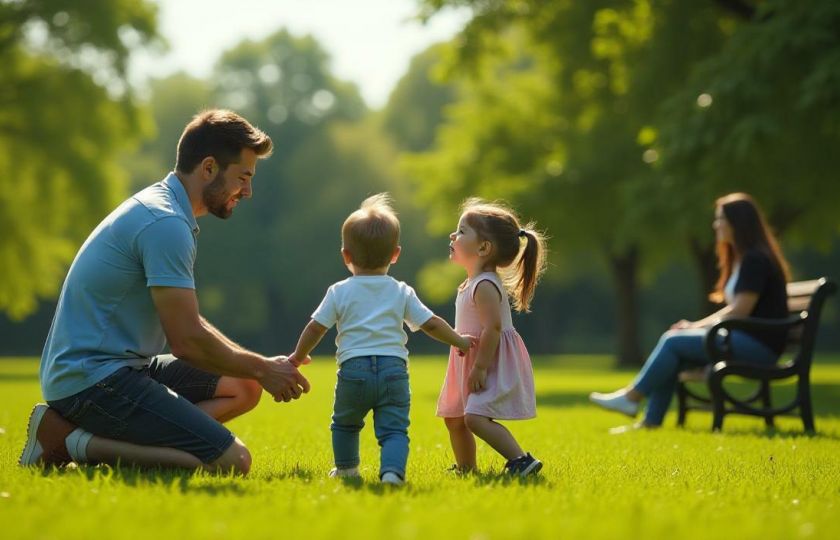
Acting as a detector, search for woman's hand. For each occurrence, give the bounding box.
[467,366,487,393]
[670,319,693,330]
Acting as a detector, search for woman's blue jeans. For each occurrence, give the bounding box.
[632,328,778,426]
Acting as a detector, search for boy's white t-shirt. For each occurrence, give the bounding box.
[312,275,435,365]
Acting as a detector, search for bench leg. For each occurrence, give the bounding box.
[760,380,774,429]
[799,376,816,433]
[676,382,687,427]
[709,374,725,432]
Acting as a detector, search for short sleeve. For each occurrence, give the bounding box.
[403,285,434,332]
[312,286,338,329]
[138,217,196,289]
[734,251,770,295]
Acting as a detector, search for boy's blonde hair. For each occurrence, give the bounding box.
[342,193,400,270]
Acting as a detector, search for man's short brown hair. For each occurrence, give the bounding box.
[342,193,401,270]
[175,109,273,173]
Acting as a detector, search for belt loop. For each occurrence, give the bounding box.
[372,355,377,373]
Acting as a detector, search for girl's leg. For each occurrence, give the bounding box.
[443,417,477,471]
[463,414,523,461]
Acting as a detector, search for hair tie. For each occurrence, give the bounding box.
[518,229,527,238]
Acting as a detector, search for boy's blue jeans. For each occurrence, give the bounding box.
[633,328,778,426]
[331,356,410,479]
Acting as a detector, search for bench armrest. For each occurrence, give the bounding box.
[703,313,806,361]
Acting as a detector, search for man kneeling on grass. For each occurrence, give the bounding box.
[19,109,309,474]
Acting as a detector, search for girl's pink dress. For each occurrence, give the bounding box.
[436,272,536,419]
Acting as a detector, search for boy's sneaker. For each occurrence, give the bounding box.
[504,453,543,477]
[380,472,404,486]
[18,404,75,467]
[329,466,360,479]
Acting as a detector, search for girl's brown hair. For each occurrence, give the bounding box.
[710,193,792,303]
[461,198,547,312]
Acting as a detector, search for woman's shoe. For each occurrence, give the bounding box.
[589,391,640,417]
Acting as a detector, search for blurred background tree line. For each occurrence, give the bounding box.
[1,0,838,366]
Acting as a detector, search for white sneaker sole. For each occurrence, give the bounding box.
[18,404,48,466]
[518,459,543,477]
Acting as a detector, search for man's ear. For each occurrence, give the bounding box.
[390,245,402,264]
[200,156,217,180]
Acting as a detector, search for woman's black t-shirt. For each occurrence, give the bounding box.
[733,249,789,355]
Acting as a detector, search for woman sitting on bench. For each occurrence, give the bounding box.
[590,192,791,431]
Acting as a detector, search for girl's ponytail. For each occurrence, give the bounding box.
[509,224,547,312]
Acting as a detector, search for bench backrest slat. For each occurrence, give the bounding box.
[783,278,836,369]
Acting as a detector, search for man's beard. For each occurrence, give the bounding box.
[203,171,236,219]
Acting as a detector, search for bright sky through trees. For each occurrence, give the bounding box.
[128,0,470,107]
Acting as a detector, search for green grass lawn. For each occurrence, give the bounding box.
[1,355,839,540]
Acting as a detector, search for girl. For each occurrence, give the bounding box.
[437,198,547,476]
[590,193,791,431]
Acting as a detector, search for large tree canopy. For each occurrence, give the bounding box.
[0,0,158,318]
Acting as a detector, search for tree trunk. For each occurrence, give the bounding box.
[609,245,643,368]
[689,237,718,317]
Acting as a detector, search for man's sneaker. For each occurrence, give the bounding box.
[504,453,543,477]
[329,466,360,479]
[589,391,640,418]
[18,404,75,467]
[380,472,404,486]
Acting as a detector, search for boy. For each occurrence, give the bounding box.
[288,193,473,485]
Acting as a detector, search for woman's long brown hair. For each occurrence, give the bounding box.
[710,193,791,303]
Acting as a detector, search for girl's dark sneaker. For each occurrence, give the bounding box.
[504,453,542,477]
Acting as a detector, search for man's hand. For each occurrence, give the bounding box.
[259,356,311,402]
[467,366,487,393]
[456,334,478,357]
[287,352,312,367]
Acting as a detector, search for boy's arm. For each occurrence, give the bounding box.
[420,315,475,354]
[288,319,329,367]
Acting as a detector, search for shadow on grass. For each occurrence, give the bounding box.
[39,464,247,495]
[261,464,316,482]
[465,469,551,488]
[536,390,590,408]
[329,470,550,494]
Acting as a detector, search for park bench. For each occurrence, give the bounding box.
[676,277,836,432]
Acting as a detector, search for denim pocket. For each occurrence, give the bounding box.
[72,399,129,438]
[385,373,410,407]
[335,373,367,411]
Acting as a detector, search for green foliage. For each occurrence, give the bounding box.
[382,44,458,152]
[0,0,158,319]
[657,0,840,250]
[2,356,840,539]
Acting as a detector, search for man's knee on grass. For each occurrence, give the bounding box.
[209,438,252,475]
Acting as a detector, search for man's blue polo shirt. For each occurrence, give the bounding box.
[40,173,200,401]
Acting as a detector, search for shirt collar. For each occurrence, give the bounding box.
[162,172,200,235]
